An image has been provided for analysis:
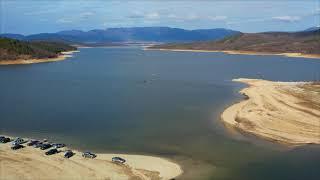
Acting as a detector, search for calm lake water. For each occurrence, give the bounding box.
[1,47,320,179]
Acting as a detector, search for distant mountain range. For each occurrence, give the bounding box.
[0,27,240,45]
[149,29,320,55]
[303,26,320,32]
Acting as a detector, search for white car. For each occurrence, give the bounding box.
[112,157,126,164]
[12,137,26,145]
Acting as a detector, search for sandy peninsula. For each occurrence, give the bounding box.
[0,50,80,65]
[221,78,320,145]
[0,138,182,180]
[146,48,320,59]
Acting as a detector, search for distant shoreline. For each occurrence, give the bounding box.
[221,78,320,145]
[0,50,80,65]
[146,48,320,59]
[0,134,183,180]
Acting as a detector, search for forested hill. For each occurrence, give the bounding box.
[0,38,77,61]
[149,30,320,55]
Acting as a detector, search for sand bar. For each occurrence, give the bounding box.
[0,136,182,180]
[221,78,320,145]
[0,50,80,65]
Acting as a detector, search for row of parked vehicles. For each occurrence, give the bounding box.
[0,136,74,158]
[1,136,126,163]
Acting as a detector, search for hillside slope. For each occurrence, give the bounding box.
[150,30,320,55]
[0,38,77,61]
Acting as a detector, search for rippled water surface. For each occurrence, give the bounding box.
[1,47,320,179]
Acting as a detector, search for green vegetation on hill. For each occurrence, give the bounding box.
[0,38,77,61]
[150,30,320,55]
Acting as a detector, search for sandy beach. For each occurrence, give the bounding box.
[221,78,320,145]
[0,50,80,65]
[146,48,320,59]
[0,137,182,180]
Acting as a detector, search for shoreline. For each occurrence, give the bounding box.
[0,135,182,180]
[221,78,320,145]
[0,50,80,65]
[145,48,320,59]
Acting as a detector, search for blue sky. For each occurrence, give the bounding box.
[1,0,319,35]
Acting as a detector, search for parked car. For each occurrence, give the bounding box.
[40,143,52,150]
[45,148,59,155]
[12,137,27,145]
[33,142,43,148]
[64,150,74,158]
[82,152,96,158]
[0,136,10,143]
[112,157,126,164]
[11,144,24,150]
[27,140,40,146]
[52,143,65,148]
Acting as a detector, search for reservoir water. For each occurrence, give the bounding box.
[1,47,320,179]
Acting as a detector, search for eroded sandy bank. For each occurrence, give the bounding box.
[0,50,80,65]
[221,78,320,145]
[0,137,182,180]
[146,48,320,59]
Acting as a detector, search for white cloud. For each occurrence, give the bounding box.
[24,9,57,16]
[80,12,95,19]
[39,18,48,22]
[313,8,320,15]
[186,14,199,20]
[102,22,108,28]
[227,15,302,25]
[56,11,94,24]
[208,16,227,21]
[146,12,160,19]
[226,18,268,25]
[173,14,227,22]
[127,11,227,23]
[127,11,160,20]
[128,12,144,19]
[56,18,73,24]
[272,16,301,22]
[167,14,178,19]
[126,10,227,23]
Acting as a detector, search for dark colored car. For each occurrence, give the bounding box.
[33,142,43,148]
[112,157,126,164]
[52,143,66,148]
[11,144,24,150]
[64,150,74,158]
[27,140,40,146]
[0,137,10,143]
[40,143,52,150]
[82,152,96,158]
[45,148,59,155]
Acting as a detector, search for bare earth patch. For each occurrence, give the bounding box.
[221,78,320,145]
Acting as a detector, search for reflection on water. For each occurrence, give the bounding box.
[1,47,320,179]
